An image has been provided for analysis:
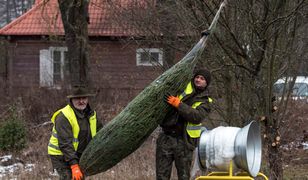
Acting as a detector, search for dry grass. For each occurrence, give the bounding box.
[0,87,160,180]
[1,127,157,180]
[283,148,308,180]
[0,129,174,180]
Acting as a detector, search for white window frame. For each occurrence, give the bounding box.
[50,47,68,82]
[136,48,163,66]
[39,46,68,88]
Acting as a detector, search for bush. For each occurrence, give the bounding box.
[0,118,26,151]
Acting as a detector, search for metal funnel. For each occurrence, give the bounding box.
[234,121,262,177]
[198,121,262,177]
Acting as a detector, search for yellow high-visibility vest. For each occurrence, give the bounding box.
[48,105,97,155]
[179,82,212,138]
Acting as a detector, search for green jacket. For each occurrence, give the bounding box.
[160,81,211,147]
[49,103,103,168]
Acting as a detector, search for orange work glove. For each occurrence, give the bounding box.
[166,95,181,108]
[71,164,83,180]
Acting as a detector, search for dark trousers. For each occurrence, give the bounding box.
[156,132,193,180]
[55,167,72,180]
[50,155,72,180]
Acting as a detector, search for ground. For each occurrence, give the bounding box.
[0,127,307,179]
[0,101,307,179]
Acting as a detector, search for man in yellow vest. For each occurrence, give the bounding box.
[156,68,212,180]
[48,86,102,180]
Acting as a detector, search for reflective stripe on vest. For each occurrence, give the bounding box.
[179,82,213,138]
[48,105,97,155]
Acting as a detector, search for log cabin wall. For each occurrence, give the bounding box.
[3,37,163,105]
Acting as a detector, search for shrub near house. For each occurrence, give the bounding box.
[0,113,26,151]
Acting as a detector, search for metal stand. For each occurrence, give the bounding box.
[195,161,268,180]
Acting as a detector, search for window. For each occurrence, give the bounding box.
[0,41,7,76]
[136,48,163,66]
[40,47,69,87]
[0,51,6,76]
[51,47,69,85]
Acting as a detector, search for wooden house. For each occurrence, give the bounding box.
[0,0,166,102]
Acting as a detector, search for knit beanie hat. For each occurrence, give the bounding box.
[193,68,211,86]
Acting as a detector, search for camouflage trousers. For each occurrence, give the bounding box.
[156,132,193,180]
[54,167,72,180]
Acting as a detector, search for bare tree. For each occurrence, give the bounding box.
[106,0,307,178]
[213,1,306,178]
[0,0,33,27]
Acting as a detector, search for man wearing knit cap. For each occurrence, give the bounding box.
[156,68,212,180]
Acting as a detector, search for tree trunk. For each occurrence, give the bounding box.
[12,0,18,18]
[266,125,283,180]
[157,0,177,67]
[6,0,10,24]
[224,69,233,125]
[58,0,89,86]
